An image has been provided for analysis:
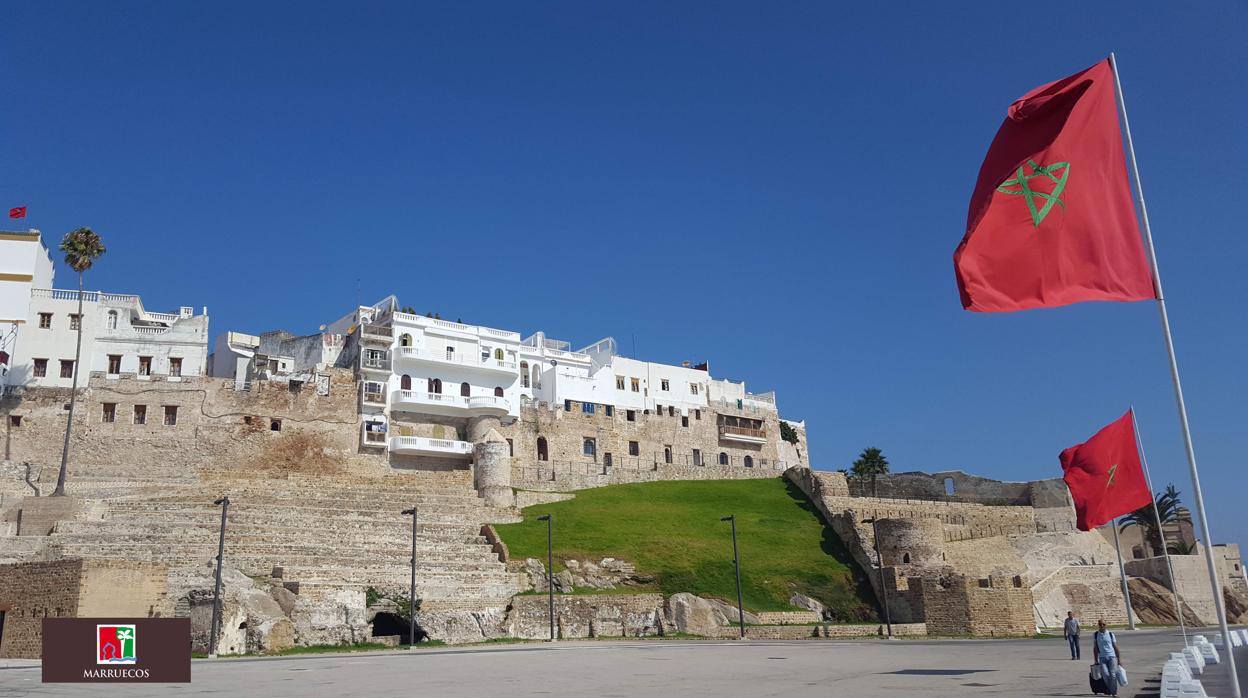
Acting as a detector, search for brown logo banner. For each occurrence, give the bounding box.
[42,618,191,683]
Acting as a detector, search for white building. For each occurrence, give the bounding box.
[0,232,209,389]
[0,230,55,386]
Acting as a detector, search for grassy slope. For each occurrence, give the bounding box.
[494,478,879,618]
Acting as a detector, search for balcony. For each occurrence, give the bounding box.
[361,426,387,449]
[388,435,474,458]
[361,385,386,407]
[361,324,393,344]
[391,390,510,417]
[394,346,517,377]
[718,425,768,444]
[360,354,392,373]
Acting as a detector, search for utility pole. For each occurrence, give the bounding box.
[402,506,418,646]
[863,517,893,639]
[538,514,554,641]
[721,515,746,639]
[209,495,229,657]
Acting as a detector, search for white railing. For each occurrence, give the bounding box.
[393,391,509,412]
[481,326,521,340]
[145,311,180,323]
[32,289,99,302]
[545,348,589,361]
[388,435,474,455]
[468,395,509,410]
[396,347,517,372]
[129,326,171,335]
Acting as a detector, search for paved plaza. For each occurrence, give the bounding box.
[2,627,1243,697]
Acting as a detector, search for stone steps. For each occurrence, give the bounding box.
[105,502,488,525]
[53,520,488,546]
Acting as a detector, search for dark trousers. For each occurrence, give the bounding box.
[1067,634,1080,659]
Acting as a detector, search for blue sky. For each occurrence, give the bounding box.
[3,2,1245,548]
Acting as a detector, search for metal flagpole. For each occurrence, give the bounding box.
[1109,52,1240,695]
[1130,408,1188,645]
[1110,519,1137,630]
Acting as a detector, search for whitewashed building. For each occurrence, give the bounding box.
[0,231,209,389]
[0,230,55,387]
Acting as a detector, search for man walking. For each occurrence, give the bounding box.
[1092,619,1123,697]
[1064,611,1081,660]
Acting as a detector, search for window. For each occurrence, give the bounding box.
[8,415,21,427]
[460,382,471,397]
[668,406,675,417]
[681,415,689,427]
[107,355,122,375]
[33,359,47,377]
[630,378,640,392]
[521,362,530,388]
[583,437,597,458]
[582,402,595,415]
[655,403,661,415]
[271,419,282,432]
[661,379,670,391]
[429,378,442,394]
[133,405,147,425]
[38,313,52,329]
[400,374,412,391]
[692,449,702,466]
[902,553,911,564]
[603,452,613,468]
[744,455,754,468]
[506,438,514,456]
[690,383,699,396]
[663,446,672,464]
[169,358,182,377]
[138,356,152,376]
[60,360,75,379]
[399,333,412,347]
[695,409,701,420]
[106,310,118,329]
[494,386,504,397]
[445,346,455,361]
[628,441,639,456]
[626,410,635,422]
[69,314,81,330]
[531,365,541,390]
[719,452,729,465]
[616,375,625,390]
[564,399,572,411]
[101,403,116,423]
[605,405,614,417]
[163,405,178,426]
[494,348,504,360]
[537,437,548,461]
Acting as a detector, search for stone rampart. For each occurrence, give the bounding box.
[507,593,667,639]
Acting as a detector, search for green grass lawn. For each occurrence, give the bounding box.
[495,478,879,619]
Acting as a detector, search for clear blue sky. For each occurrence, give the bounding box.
[3,3,1245,548]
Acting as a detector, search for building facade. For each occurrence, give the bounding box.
[0,230,55,386]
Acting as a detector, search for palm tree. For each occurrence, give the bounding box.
[851,447,890,497]
[1118,484,1181,557]
[1167,540,1197,555]
[52,227,106,497]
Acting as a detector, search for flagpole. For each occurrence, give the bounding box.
[1110,518,1137,630]
[1131,407,1188,645]
[1109,51,1240,695]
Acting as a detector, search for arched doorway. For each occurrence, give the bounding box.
[520,361,530,388]
[744,455,754,468]
[429,378,442,394]
[718,452,729,466]
[460,382,471,397]
[399,333,412,347]
[494,386,504,397]
[537,437,548,462]
[400,374,412,390]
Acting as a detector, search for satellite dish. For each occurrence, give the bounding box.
[319,324,327,332]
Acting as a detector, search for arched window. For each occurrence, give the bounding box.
[494,386,504,397]
[718,452,729,466]
[429,378,442,394]
[537,437,548,462]
[520,361,530,388]
[902,553,911,564]
[532,365,541,389]
[494,348,504,360]
[460,382,471,397]
[744,455,754,468]
[400,333,412,347]
[663,446,672,464]
[400,374,412,390]
[106,310,118,329]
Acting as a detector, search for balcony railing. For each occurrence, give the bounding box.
[361,324,393,342]
[361,427,387,447]
[388,435,474,456]
[393,390,510,413]
[361,356,392,372]
[395,347,517,372]
[719,425,767,439]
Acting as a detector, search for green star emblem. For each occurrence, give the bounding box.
[996,159,1070,227]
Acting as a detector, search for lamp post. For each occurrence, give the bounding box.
[537,514,554,641]
[401,506,418,647]
[862,517,893,639]
[720,515,745,639]
[209,495,229,657]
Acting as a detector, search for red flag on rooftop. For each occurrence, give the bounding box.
[8,206,26,219]
[954,59,1156,312]
[1059,409,1153,531]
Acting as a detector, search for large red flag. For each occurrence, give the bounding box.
[954,59,1156,312]
[8,206,26,219]
[1060,409,1153,531]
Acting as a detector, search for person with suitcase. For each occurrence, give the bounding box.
[1064,611,1081,660]
[1091,619,1123,696]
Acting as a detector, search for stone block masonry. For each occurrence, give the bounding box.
[507,593,667,640]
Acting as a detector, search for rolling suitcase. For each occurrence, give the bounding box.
[1089,663,1110,695]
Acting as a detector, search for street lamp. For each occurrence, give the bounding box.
[537,514,554,641]
[861,517,893,639]
[720,515,745,639]
[208,495,230,658]
[401,506,418,647]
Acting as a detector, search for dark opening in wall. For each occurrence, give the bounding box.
[271,419,282,432]
[371,612,427,644]
[8,415,20,427]
[902,553,910,564]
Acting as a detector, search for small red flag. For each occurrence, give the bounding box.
[1060,409,1153,531]
[954,59,1156,312]
[8,206,26,219]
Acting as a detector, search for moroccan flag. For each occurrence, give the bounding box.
[954,59,1156,312]
[1060,409,1153,531]
[8,206,26,219]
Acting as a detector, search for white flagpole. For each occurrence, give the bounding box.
[1110,52,1240,695]
[1111,517,1137,629]
[1131,408,1189,645]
